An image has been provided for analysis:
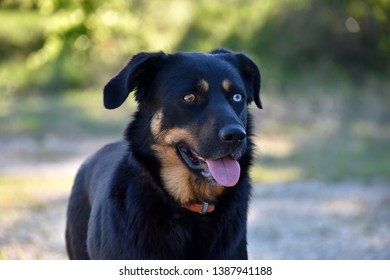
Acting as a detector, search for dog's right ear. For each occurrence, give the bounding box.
[103,52,167,109]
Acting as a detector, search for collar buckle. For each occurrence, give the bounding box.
[200,202,209,215]
[182,201,215,215]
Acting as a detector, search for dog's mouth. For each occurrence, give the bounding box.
[177,145,241,187]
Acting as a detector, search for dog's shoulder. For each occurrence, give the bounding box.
[76,141,128,199]
[82,140,127,170]
[93,140,128,161]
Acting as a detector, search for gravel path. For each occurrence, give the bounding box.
[248,181,390,259]
[1,179,389,259]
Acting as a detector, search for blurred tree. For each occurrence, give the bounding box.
[27,0,130,88]
[1,0,193,90]
[177,0,390,83]
[244,0,390,81]
[1,0,389,91]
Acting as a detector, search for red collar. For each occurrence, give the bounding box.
[182,202,215,215]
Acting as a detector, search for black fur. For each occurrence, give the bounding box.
[65,49,262,259]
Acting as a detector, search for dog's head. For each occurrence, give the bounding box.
[104,49,262,203]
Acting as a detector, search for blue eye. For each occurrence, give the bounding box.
[232,94,243,102]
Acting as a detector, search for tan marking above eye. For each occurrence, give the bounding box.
[222,79,233,92]
[197,79,209,92]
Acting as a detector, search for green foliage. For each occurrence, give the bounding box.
[1,0,389,92]
[177,0,390,84]
[257,0,390,80]
[0,0,197,91]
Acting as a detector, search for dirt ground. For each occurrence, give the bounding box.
[0,138,389,259]
[248,180,390,259]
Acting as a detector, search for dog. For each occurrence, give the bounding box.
[65,49,262,259]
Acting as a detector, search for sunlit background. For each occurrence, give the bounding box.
[1,0,389,259]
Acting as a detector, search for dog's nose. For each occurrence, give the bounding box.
[219,125,246,144]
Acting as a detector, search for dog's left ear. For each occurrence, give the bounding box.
[211,49,262,109]
[104,52,167,109]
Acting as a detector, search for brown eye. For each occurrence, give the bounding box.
[182,93,197,103]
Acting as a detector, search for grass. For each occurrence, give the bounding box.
[252,125,390,183]
[289,135,390,181]
[0,175,72,213]
[0,89,136,138]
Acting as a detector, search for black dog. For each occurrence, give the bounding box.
[65,49,262,259]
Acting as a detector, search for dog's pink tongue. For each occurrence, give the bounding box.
[206,157,241,187]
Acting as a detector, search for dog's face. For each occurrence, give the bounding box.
[104,49,262,203]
